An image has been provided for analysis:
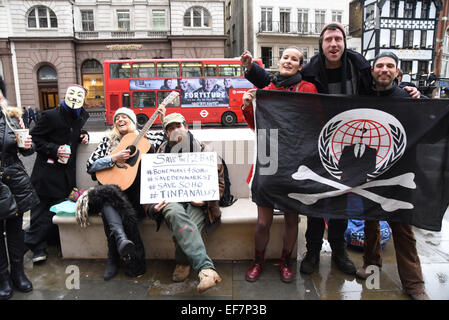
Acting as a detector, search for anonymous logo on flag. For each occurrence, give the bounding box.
[289,109,415,212]
[251,90,449,231]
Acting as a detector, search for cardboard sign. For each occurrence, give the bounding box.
[140,152,219,204]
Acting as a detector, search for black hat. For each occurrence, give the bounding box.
[373,52,399,67]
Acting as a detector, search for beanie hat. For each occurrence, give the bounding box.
[113,107,137,124]
[163,113,185,129]
[372,51,399,67]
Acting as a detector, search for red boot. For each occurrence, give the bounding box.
[246,250,265,282]
[280,249,294,283]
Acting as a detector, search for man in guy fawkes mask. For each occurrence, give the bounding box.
[145,113,225,293]
[25,85,90,264]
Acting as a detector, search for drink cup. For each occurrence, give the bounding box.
[14,129,29,148]
[58,144,71,164]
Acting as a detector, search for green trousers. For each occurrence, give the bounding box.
[162,202,214,272]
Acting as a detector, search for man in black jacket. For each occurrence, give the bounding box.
[356,52,429,300]
[24,85,90,263]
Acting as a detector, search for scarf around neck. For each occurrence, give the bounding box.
[271,72,303,88]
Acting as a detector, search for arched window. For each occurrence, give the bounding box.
[38,65,57,80]
[28,6,58,29]
[183,7,211,28]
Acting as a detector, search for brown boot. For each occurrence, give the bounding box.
[172,264,191,282]
[197,269,222,293]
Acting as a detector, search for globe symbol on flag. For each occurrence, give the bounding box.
[331,119,391,166]
[318,109,407,180]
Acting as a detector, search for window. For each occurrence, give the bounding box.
[315,10,326,34]
[390,0,399,18]
[278,47,286,61]
[418,61,428,75]
[133,92,156,108]
[365,4,375,21]
[122,93,130,108]
[110,63,131,79]
[280,8,291,33]
[261,7,273,32]
[421,31,427,48]
[81,10,94,31]
[404,1,414,19]
[132,63,155,78]
[28,6,58,28]
[152,10,166,30]
[298,9,309,33]
[332,10,343,23]
[184,7,211,28]
[261,47,273,68]
[390,29,397,47]
[300,48,308,63]
[181,62,202,77]
[401,61,413,74]
[421,0,430,19]
[218,64,241,77]
[157,62,179,78]
[117,10,130,31]
[157,91,180,107]
[38,65,57,80]
[403,30,414,48]
[204,64,217,77]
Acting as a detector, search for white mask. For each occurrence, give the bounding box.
[64,85,86,109]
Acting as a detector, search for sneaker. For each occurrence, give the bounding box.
[331,249,356,275]
[172,264,191,282]
[32,249,47,264]
[197,269,222,293]
[300,251,320,274]
[409,292,430,300]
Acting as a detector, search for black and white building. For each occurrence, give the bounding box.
[362,0,442,82]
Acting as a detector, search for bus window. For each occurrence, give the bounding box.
[132,62,155,78]
[181,62,202,77]
[157,91,180,107]
[110,63,131,79]
[157,62,179,78]
[218,64,241,77]
[133,91,156,108]
[204,64,217,77]
[122,93,131,108]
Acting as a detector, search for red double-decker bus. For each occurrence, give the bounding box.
[103,58,263,127]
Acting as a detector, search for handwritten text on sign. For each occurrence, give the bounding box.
[140,152,219,204]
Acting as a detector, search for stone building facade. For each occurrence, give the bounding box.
[0,0,226,110]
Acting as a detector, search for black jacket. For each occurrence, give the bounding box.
[1,111,40,214]
[30,105,89,198]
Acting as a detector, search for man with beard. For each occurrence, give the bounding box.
[145,113,224,293]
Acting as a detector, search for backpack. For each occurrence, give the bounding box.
[345,219,392,250]
[218,156,237,207]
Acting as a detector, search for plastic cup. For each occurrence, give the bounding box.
[58,144,71,164]
[14,129,29,148]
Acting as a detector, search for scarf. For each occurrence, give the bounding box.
[271,72,303,89]
[61,100,81,118]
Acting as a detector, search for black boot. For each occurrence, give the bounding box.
[300,249,320,274]
[331,248,356,275]
[7,229,33,292]
[0,234,13,300]
[102,204,135,257]
[103,223,120,281]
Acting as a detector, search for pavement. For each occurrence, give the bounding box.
[10,212,449,301]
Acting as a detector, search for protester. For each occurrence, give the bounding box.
[241,47,317,282]
[146,113,223,293]
[83,107,165,280]
[242,22,421,276]
[0,82,40,300]
[355,51,429,300]
[24,85,90,264]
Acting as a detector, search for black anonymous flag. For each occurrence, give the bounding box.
[250,90,449,231]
